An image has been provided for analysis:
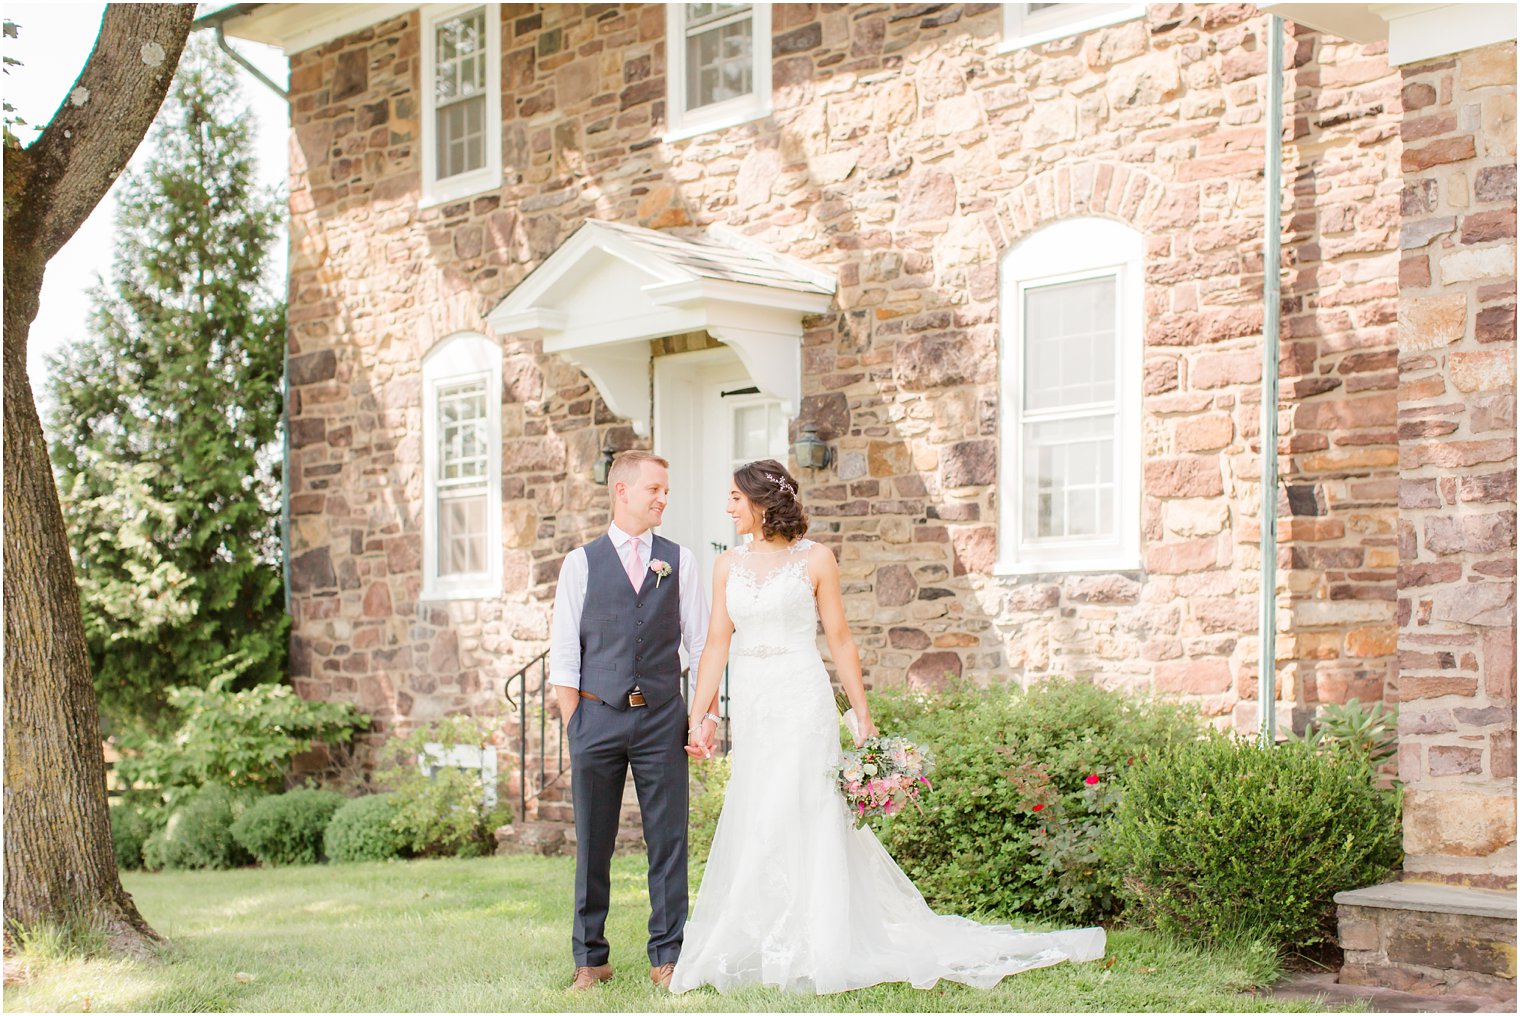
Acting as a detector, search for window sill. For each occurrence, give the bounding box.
[662,101,771,144]
[419,169,502,211]
[996,3,1146,53]
[993,556,1143,577]
[420,579,501,602]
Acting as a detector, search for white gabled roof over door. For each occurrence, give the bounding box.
[486,220,835,437]
[197,3,415,56]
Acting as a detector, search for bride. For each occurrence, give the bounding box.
[670,459,1105,995]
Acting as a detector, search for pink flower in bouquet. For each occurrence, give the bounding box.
[833,733,936,828]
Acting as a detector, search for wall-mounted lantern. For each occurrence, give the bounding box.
[592,447,616,486]
[792,423,834,472]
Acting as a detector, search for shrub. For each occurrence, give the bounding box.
[115,676,369,796]
[142,784,256,870]
[109,801,156,871]
[872,678,1201,925]
[376,715,511,858]
[1305,698,1399,766]
[689,755,731,872]
[1108,735,1403,951]
[229,788,346,866]
[324,793,409,863]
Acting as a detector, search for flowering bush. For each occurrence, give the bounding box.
[115,676,368,797]
[834,735,935,827]
[870,678,1201,925]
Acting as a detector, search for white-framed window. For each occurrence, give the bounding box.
[998,218,1142,574]
[664,3,772,142]
[999,3,1145,52]
[420,3,502,208]
[422,332,502,599]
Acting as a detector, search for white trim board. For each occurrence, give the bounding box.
[207,3,416,56]
[1261,3,1518,66]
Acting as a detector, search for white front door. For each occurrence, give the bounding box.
[654,349,791,588]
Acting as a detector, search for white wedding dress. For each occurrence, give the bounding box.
[670,539,1105,995]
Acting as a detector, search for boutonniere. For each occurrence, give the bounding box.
[649,559,672,587]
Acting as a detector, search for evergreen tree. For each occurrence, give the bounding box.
[46,35,288,734]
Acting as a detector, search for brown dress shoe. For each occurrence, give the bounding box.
[570,964,613,990]
[649,962,675,989]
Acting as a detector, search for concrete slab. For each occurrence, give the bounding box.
[1335,882,1519,920]
[1267,971,1514,1013]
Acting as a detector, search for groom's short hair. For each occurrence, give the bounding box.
[608,450,669,498]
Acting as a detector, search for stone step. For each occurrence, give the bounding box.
[1336,881,1518,1000]
[536,799,574,824]
[495,821,566,856]
[495,820,647,858]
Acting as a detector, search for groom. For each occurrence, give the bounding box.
[549,450,716,991]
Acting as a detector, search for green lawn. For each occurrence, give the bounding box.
[5,855,1348,1012]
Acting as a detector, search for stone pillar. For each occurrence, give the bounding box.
[1395,40,1517,888]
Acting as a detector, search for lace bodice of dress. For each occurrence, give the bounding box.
[726,539,818,658]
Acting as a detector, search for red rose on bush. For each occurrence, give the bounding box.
[1085,774,1100,785]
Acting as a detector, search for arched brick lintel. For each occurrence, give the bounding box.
[986,161,1172,254]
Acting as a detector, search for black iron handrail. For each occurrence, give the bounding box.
[503,649,566,821]
[506,651,733,821]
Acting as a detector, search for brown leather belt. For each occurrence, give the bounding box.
[580,689,646,708]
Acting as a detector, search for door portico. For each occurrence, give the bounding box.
[485,218,835,438]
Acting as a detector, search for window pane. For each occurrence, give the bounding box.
[733,404,769,460]
[686,12,753,109]
[438,379,489,485]
[1022,415,1115,541]
[1023,276,1117,412]
[437,95,486,179]
[767,405,788,460]
[439,493,488,576]
[434,7,488,178]
[434,8,485,99]
[687,4,748,29]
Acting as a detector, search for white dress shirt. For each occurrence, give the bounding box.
[549,522,709,690]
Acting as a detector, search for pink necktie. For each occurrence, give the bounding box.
[626,536,644,591]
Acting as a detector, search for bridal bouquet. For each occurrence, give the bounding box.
[834,734,935,829]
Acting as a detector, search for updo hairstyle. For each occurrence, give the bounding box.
[733,459,810,542]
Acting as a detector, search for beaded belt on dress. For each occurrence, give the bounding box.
[732,644,798,659]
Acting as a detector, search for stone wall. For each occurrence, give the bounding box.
[1393,39,1517,888]
[281,3,1408,760]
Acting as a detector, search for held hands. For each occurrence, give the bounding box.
[685,715,718,761]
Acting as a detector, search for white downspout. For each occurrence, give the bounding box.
[1259,14,1285,746]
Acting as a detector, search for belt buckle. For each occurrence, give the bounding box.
[628,690,647,708]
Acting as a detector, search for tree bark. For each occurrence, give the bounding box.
[4,3,196,955]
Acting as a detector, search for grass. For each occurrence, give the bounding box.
[4,855,1349,1012]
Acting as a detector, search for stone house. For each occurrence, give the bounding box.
[201,1,1515,994]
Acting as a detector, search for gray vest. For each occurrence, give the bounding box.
[578,533,683,710]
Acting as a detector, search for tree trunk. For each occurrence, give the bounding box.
[3,2,196,955]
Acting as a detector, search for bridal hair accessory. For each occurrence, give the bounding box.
[649,558,672,587]
[764,472,797,498]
